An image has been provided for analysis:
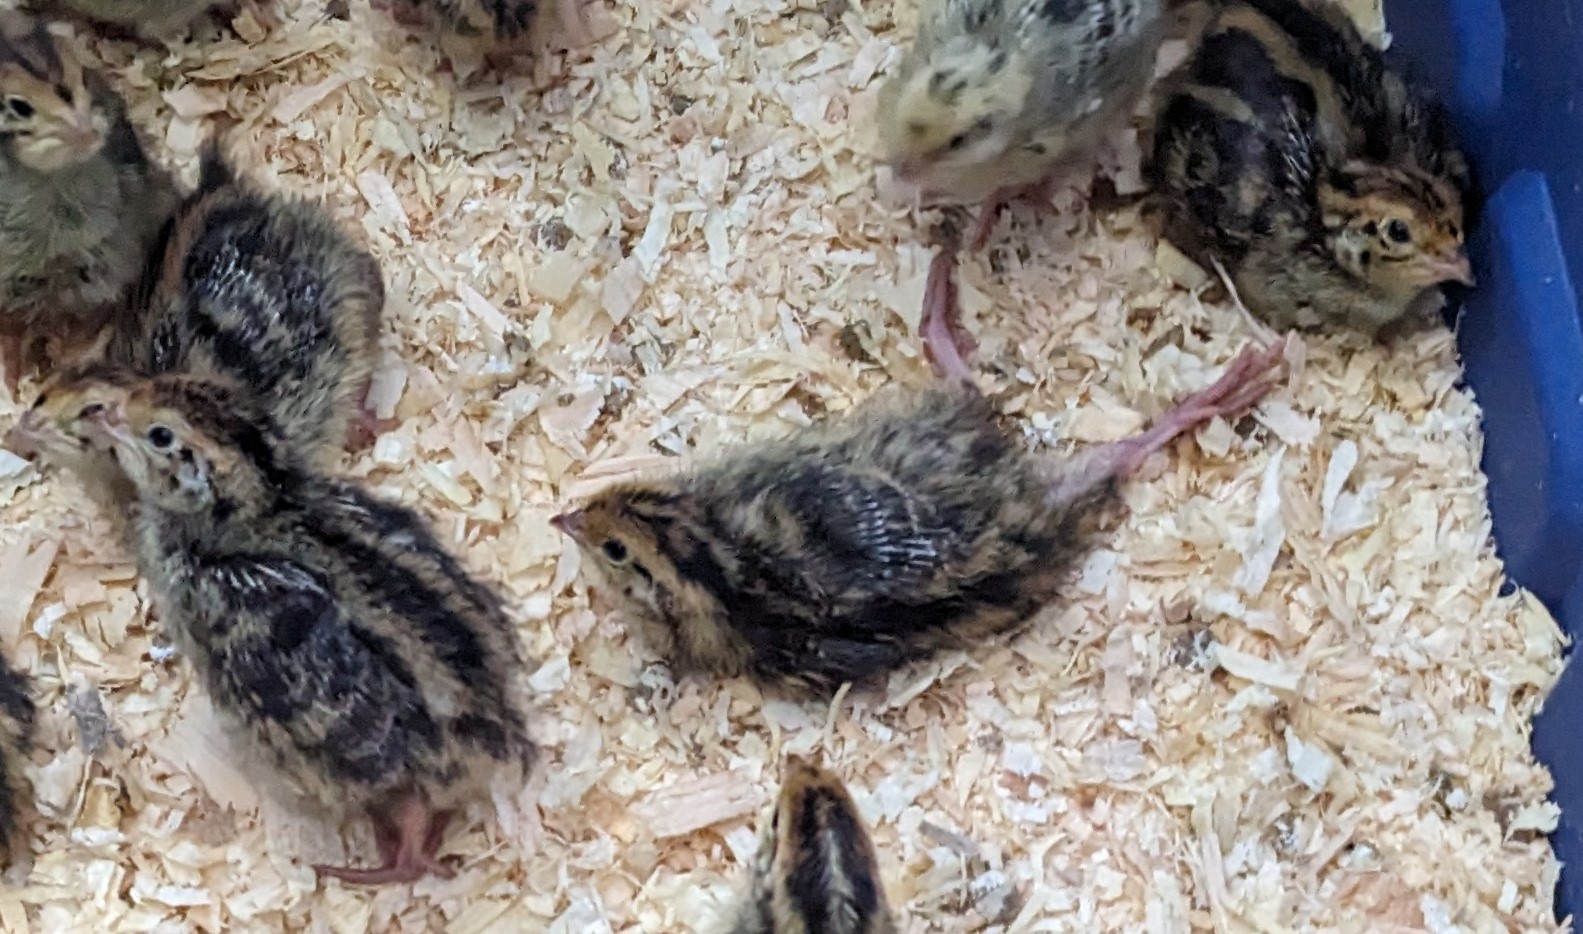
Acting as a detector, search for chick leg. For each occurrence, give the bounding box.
[1042,340,1287,510]
[1107,339,1288,479]
[0,331,22,397]
[918,250,977,387]
[314,794,458,886]
[346,382,399,452]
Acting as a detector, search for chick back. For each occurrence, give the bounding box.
[665,387,1118,690]
[142,472,532,808]
[111,147,384,466]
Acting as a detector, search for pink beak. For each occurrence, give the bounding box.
[1433,251,1477,287]
[550,510,585,539]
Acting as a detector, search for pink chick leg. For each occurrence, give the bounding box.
[1044,340,1288,510]
[919,250,978,386]
[346,381,399,453]
[315,794,457,886]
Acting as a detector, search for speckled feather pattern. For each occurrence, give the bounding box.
[582,386,1121,693]
[108,147,384,468]
[729,759,896,934]
[1146,0,1470,333]
[0,71,176,326]
[428,0,540,39]
[124,382,534,811]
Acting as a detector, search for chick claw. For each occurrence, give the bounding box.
[919,250,978,387]
[314,797,456,887]
[971,175,1060,251]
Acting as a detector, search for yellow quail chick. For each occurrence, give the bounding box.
[877,0,1166,380]
[0,660,36,872]
[1145,0,1474,336]
[556,341,1286,694]
[0,13,178,390]
[728,757,897,934]
[76,373,535,885]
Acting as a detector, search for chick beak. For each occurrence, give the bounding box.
[1432,250,1476,287]
[550,510,586,541]
[3,413,40,460]
[84,405,131,447]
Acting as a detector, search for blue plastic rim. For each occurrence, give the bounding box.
[1386,0,1583,920]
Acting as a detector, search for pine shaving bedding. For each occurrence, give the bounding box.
[0,0,1565,931]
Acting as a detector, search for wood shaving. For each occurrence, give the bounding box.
[0,0,1560,929]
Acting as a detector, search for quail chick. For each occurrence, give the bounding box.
[555,341,1286,693]
[728,756,897,934]
[0,660,36,872]
[877,0,1165,380]
[107,140,390,459]
[1145,0,1474,336]
[0,13,178,391]
[75,373,535,885]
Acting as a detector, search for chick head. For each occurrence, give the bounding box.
[877,38,1033,197]
[1320,160,1474,299]
[547,484,715,645]
[763,756,894,934]
[5,361,138,471]
[82,376,271,517]
[0,14,108,173]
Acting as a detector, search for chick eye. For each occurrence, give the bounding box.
[146,425,175,450]
[5,97,34,119]
[601,540,629,563]
[78,402,104,419]
[1385,219,1412,244]
[947,132,969,151]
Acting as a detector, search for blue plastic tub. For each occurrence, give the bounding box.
[1385,0,1583,919]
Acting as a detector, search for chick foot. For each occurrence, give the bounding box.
[1108,339,1288,478]
[347,383,398,452]
[314,796,457,886]
[919,250,977,386]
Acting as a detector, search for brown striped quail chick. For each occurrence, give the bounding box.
[728,757,897,934]
[108,141,390,458]
[76,373,535,885]
[0,13,177,391]
[877,0,1166,380]
[1145,0,1474,336]
[6,144,388,534]
[556,341,1286,694]
[0,660,36,872]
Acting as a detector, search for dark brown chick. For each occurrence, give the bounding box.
[555,341,1287,694]
[76,373,534,886]
[0,660,36,872]
[729,756,897,934]
[105,141,390,461]
[376,0,592,66]
[0,13,178,390]
[1145,0,1474,336]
